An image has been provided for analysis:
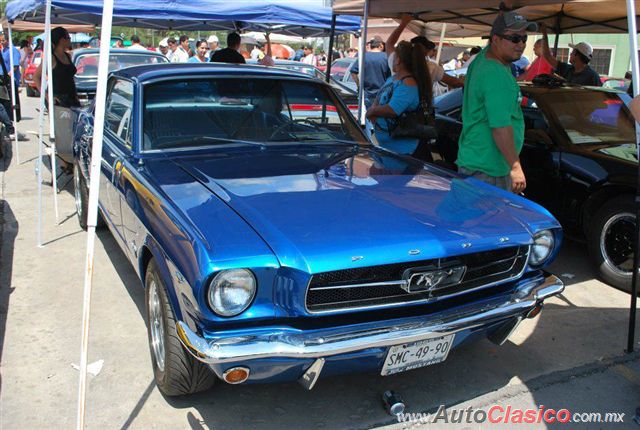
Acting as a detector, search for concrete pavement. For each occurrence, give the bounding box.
[1,94,639,429]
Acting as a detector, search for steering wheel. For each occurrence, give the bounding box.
[268,118,325,140]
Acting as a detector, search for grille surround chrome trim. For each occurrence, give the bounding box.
[304,246,531,315]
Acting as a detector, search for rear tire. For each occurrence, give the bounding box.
[73,160,105,231]
[587,195,636,293]
[145,259,216,396]
[74,161,89,230]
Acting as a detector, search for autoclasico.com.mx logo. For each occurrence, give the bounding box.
[397,405,626,425]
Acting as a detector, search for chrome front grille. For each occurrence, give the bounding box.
[305,246,529,313]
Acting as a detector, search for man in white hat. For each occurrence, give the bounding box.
[540,23,602,86]
[158,38,169,58]
[207,34,219,59]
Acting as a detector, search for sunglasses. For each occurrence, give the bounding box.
[498,34,528,44]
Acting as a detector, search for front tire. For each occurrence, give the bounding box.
[26,85,38,97]
[588,196,636,292]
[145,259,216,396]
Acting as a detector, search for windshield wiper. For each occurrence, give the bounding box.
[161,136,266,150]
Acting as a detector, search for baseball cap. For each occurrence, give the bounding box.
[207,35,219,43]
[491,11,538,36]
[410,36,436,51]
[158,37,168,48]
[569,42,593,59]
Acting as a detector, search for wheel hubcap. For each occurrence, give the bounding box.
[73,166,83,218]
[600,212,636,277]
[148,280,165,372]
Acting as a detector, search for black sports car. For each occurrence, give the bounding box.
[433,83,637,292]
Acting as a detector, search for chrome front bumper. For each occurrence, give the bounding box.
[177,274,563,366]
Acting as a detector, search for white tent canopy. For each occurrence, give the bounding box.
[334,0,640,33]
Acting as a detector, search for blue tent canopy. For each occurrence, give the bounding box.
[6,0,361,37]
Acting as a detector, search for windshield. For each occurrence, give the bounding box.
[142,78,367,151]
[75,53,168,77]
[536,90,636,145]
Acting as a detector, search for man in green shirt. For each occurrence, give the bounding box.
[456,11,537,193]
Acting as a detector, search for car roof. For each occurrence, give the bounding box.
[72,48,165,59]
[518,82,623,95]
[112,62,320,82]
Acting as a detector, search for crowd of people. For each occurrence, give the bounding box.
[0,12,623,195]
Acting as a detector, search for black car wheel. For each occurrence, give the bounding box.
[145,259,216,396]
[26,86,38,97]
[588,196,636,292]
[73,161,105,231]
[74,161,89,231]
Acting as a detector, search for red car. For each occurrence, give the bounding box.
[23,49,42,97]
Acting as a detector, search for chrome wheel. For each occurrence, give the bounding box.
[73,165,83,219]
[600,212,636,277]
[148,280,166,372]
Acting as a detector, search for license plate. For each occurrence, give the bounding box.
[381,334,455,376]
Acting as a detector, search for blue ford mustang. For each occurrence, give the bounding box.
[73,63,564,396]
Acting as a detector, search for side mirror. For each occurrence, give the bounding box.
[524,129,553,148]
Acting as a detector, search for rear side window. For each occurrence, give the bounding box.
[105,79,134,148]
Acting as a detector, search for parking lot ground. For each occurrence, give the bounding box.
[1,95,639,429]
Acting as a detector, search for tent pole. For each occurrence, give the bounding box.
[7,23,20,164]
[435,23,447,64]
[45,12,59,224]
[325,13,337,83]
[77,0,114,427]
[36,0,53,247]
[626,0,639,354]
[357,0,369,127]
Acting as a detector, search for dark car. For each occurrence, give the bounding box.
[72,63,562,396]
[329,57,357,91]
[72,48,169,106]
[433,83,637,291]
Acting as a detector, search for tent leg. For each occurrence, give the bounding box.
[45,13,59,224]
[627,0,640,354]
[7,23,20,164]
[77,0,115,427]
[77,0,114,427]
[36,1,53,247]
[357,0,370,128]
[435,23,447,64]
[325,14,337,83]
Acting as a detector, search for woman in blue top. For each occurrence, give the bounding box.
[188,40,209,63]
[366,40,432,155]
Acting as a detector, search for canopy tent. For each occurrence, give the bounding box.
[6,0,361,37]
[333,0,640,33]
[0,19,94,32]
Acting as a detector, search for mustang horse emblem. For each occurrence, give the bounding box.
[402,266,467,294]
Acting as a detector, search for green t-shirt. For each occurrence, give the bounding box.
[456,47,524,177]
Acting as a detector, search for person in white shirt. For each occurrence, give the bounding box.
[301,45,317,67]
[207,34,219,59]
[250,43,263,60]
[158,39,169,58]
[169,36,189,63]
[128,35,147,51]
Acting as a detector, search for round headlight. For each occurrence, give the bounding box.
[529,230,555,267]
[207,269,256,317]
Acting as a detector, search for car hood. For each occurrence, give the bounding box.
[172,146,558,273]
[594,143,638,164]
